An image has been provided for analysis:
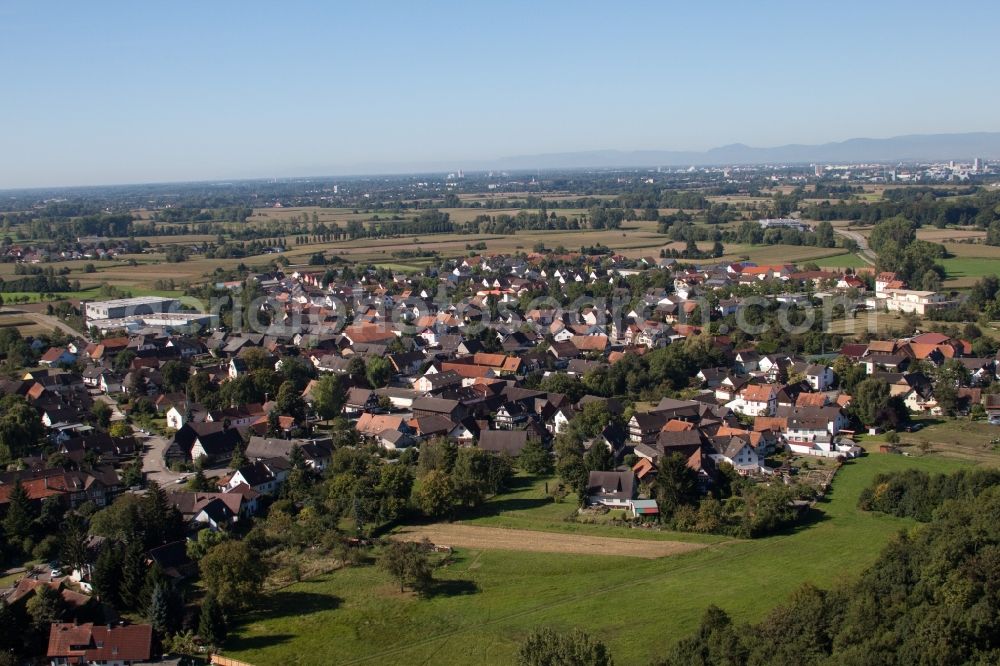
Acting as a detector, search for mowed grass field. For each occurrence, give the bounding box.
[224,453,976,666]
[943,257,1000,288]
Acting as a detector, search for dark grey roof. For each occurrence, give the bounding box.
[586,470,636,501]
[478,430,529,456]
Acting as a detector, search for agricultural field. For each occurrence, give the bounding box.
[5,211,868,298]
[942,256,1000,288]
[812,252,870,269]
[0,313,49,337]
[223,453,978,666]
[823,311,1000,339]
[848,225,984,243]
[942,242,1000,258]
[393,524,706,559]
[917,228,985,243]
[716,243,847,265]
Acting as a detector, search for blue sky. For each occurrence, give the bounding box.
[1,1,998,188]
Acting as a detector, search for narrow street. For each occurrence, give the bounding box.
[139,432,231,487]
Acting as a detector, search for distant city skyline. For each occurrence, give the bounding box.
[2,1,999,188]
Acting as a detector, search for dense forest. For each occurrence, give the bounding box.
[803,188,1000,230]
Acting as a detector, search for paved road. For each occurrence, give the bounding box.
[140,433,185,485]
[833,227,876,265]
[0,307,83,337]
[139,433,231,487]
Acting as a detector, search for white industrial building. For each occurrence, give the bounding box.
[84,296,180,321]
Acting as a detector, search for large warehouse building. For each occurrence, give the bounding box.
[84,296,180,321]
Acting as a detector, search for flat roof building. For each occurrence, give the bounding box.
[89,311,217,334]
[85,296,179,321]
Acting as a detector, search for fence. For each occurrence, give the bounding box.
[211,656,256,666]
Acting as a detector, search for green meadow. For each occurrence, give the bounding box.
[224,453,970,665]
[942,256,1000,288]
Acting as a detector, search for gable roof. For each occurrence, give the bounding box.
[478,430,529,456]
[741,384,777,402]
[355,413,407,436]
[48,623,152,662]
[570,335,609,352]
[412,396,461,414]
[586,470,635,500]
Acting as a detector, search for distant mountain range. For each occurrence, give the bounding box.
[484,132,1000,171]
[304,132,1000,177]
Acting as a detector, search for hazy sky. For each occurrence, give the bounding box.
[2,1,999,188]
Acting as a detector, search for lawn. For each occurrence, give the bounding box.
[454,474,724,545]
[223,453,971,666]
[861,417,1000,465]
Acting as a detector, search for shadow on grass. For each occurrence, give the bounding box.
[224,633,296,652]
[504,474,542,491]
[236,591,343,628]
[426,578,479,598]
[770,506,831,537]
[464,495,553,518]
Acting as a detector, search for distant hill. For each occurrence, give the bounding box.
[489,132,1000,170]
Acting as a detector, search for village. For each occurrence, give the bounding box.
[4,231,999,663]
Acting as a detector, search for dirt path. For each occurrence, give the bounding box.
[393,524,707,559]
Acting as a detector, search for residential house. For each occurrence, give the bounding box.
[628,412,668,445]
[171,422,244,464]
[478,430,532,457]
[585,470,636,507]
[222,457,291,496]
[728,384,778,417]
[804,364,834,391]
[47,623,153,666]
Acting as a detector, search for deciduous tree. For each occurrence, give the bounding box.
[199,540,266,610]
[377,541,433,594]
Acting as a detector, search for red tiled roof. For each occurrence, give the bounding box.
[754,416,787,432]
[48,623,152,662]
[440,362,494,378]
[343,324,396,344]
[661,419,695,432]
[40,347,68,363]
[796,393,828,408]
[741,384,777,403]
[571,335,609,352]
